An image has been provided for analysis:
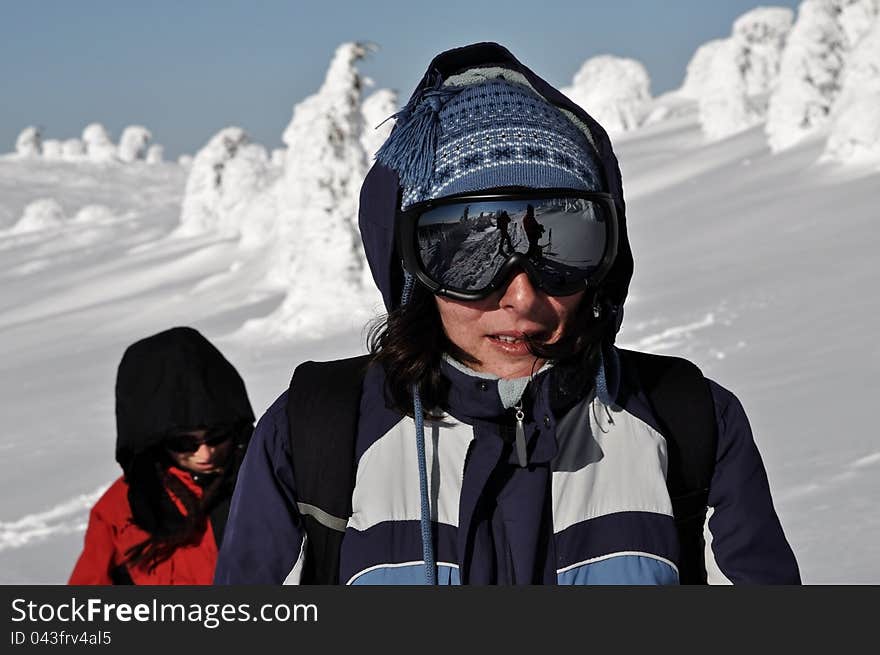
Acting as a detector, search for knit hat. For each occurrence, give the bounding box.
[376,73,604,208]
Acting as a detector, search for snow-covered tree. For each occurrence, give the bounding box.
[681,7,794,140]
[766,0,878,151]
[360,88,397,162]
[82,123,117,162]
[177,127,270,237]
[733,7,796,96]
[698,39,762,140]
[15,127,42,157]
[240,42,377,336]
[561,55,652,133]
[42,139,63,160]
[270,148,286,168]
[117,125,152,162]
[681,40,727,99]
[61,139,85,160]
[177,154,193,167]
[825,14,880,161]
[11,199,64,233]
[146,144,164,164]
[254,42,369,282]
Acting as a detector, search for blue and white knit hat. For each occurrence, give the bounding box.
[376,72,604,208]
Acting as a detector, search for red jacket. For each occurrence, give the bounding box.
[69,467,218,585]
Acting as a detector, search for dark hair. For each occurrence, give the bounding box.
[123,422,250,572]
[368,282,611,414]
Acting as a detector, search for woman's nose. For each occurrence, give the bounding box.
[499,270,542,312]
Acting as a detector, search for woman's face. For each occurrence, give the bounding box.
[435,270,584,379]
[165,429,233,474]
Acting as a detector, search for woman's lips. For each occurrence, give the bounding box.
[487,331,546,356]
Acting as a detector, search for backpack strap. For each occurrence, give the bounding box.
[616,349,718,584]
[286,354,371,584]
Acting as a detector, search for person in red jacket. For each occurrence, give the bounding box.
[69,327,255,585]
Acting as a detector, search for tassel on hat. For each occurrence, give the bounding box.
[375,70,462,191]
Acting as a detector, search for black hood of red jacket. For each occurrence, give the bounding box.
[114,326,255,474]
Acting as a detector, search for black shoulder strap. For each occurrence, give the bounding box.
[286,354,371,584]
[616,349,718,584]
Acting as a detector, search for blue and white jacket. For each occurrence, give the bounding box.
[214,43,799,585]
[215,348,798,585]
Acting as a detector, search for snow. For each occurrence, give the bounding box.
[561,55,652,134]
[146,144,164,164]
[9,198,65,233]
[680,6,794,140]
[764,0,876,151]
[61,139,85,160]
[1,32,879,584]
[824,15,880,162]
[41,139,63,160]
[361,88,397,163]
[176,127,271,238]
[15,127,41,157]
[117,125,152,163]
[733,6,795,96]
[81,123,117,162]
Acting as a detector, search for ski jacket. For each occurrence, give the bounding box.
[69,467,221,585]
[215,348,799,585]
[214,43,799,585]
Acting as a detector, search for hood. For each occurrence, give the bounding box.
[358,42,633,332]
[114,326,255,473]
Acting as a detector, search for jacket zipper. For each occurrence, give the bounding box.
[513,400,528,467]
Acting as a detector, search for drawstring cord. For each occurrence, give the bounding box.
[402,271,437,585]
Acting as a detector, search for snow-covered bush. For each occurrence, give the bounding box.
[82,123,117,162]
[361,88,397,162]
[41,139,63,160]
[117,125,151,162]
[561,55,652,133]
[146,144,163,164]
[15,127,42,157]
[177,154,193,167]
[73,204,116,224]
[11,199,65,233]
[824,15,880,162]
[61,139,85,160]
[765,0,877,151]
[177,127,270,237]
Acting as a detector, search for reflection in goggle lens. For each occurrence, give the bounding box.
[415,197,608,293]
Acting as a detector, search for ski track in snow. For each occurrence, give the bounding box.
[618,313,716,353]
[0,484,109,553]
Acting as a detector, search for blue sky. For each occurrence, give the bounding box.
[1,0,802,158]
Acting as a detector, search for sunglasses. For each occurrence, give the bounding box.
[164,426,237,454]
[396,188,618,300]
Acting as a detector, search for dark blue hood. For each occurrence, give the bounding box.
[357,42,634,331]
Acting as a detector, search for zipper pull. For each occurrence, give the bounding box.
[514,400,528,467]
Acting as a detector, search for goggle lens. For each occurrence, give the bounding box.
[165,427,236,454]
[412,195,613,296]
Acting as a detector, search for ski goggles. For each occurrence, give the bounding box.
[396,189,618,300]
[164,425,237,454]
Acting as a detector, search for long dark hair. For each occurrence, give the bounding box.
[123,423,250,572]
[368,282,612,414]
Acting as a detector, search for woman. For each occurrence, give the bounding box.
[216,43,799,585]
[69,326,254,585]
